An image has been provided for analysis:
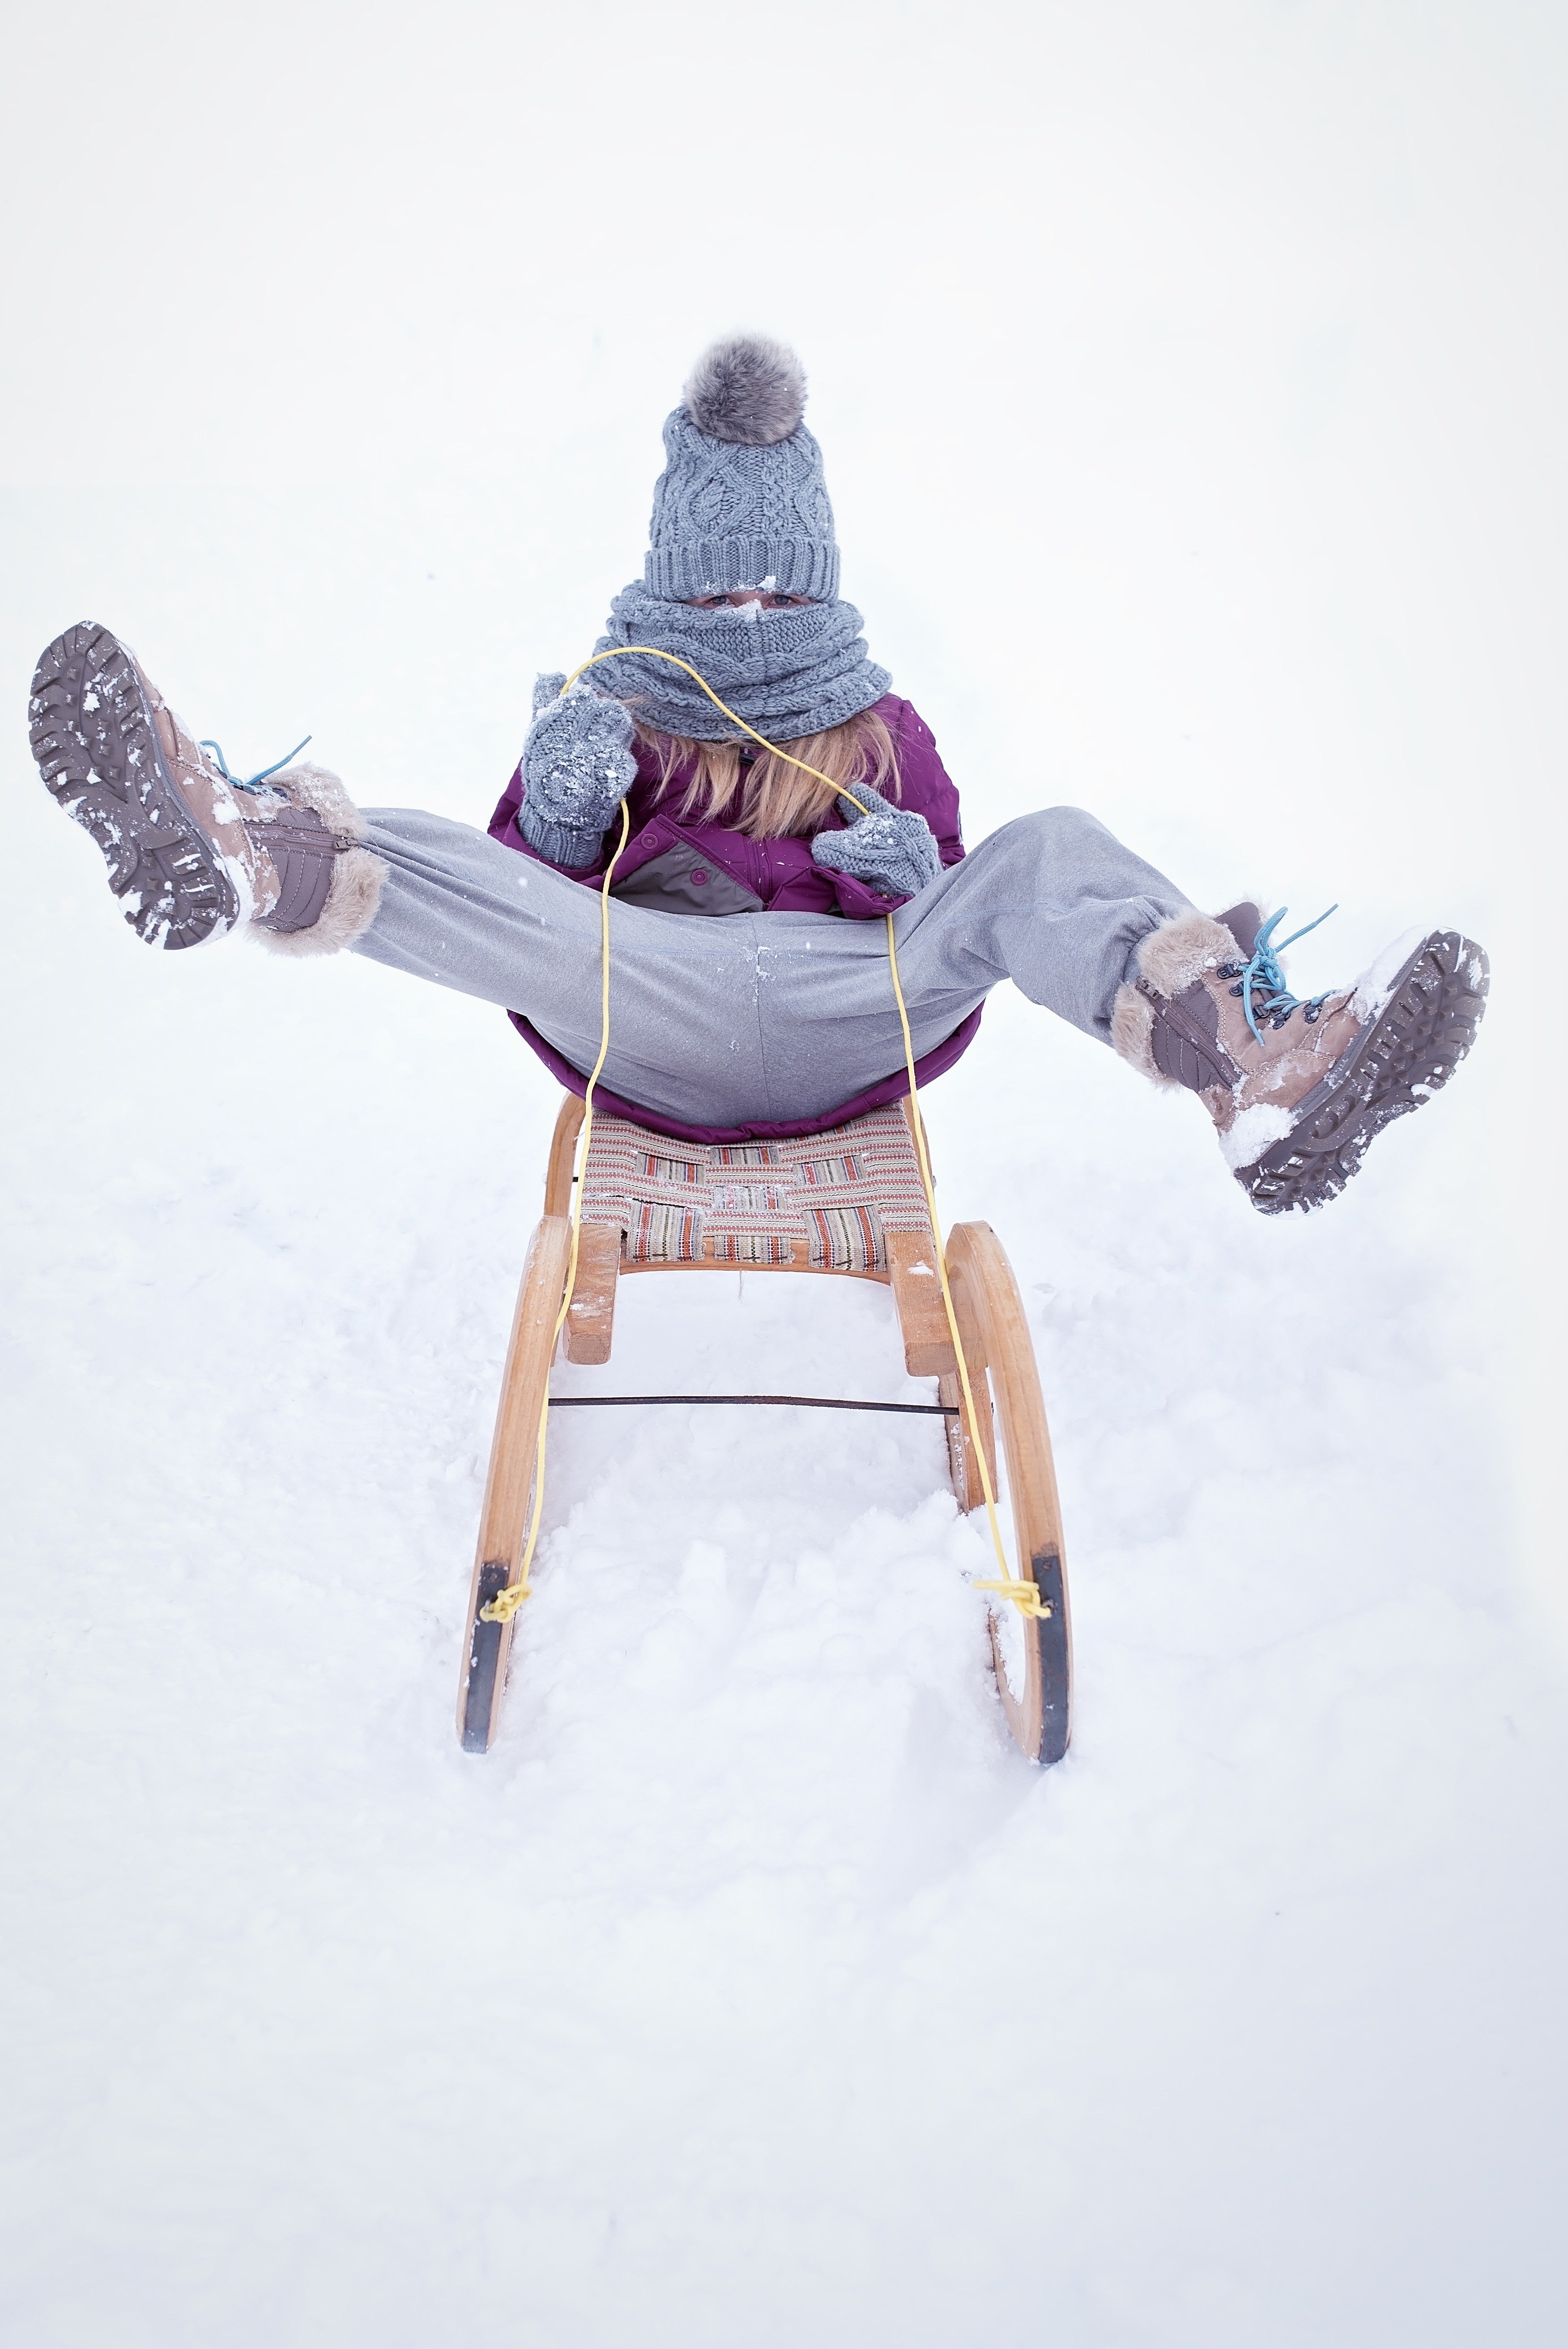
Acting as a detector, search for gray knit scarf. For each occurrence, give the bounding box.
[591,583,891,742]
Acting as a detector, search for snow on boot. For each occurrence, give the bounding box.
[1112,901,1489,1214]
[28,622,384,953]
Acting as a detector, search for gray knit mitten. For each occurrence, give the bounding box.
[810,785,942,899]
[517,673,637,867]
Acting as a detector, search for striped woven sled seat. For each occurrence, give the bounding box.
[545,1097,958,1371]
[579,1101,933,1275]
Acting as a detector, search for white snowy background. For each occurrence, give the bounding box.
[2,3,1565,2343]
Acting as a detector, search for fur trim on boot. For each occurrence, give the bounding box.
[1111,910,1240,1086]
[248,844,386,957]
[243,763,384,956]
[1110,981,1168,1086]
[1133,909,1240,999]
[257,760,367,842]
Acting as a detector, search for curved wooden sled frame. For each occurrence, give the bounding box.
[945,1223,1072,1764]
[458,1096,1072,1764]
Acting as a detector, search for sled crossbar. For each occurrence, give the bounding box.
[548,1393,959,1417]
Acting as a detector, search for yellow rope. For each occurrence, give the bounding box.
[480,646,1043,1625]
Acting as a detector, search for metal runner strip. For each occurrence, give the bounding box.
[548,1394,958,1417]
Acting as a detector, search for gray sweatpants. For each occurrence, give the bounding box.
[352,806,1192,1129]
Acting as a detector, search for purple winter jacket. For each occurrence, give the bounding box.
[486,692,983,1144]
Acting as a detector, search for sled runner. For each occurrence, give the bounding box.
[458,1092,1072,1765]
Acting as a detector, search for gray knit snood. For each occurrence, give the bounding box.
[592,585,891,742]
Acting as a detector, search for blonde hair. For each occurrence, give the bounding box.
[633,707,900,840]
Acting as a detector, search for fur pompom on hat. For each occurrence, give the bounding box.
[682,334,806,447]
[644,333,839,601]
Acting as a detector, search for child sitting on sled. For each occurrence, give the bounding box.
[27,334,1486,1212]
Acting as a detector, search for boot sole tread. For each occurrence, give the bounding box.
[29,622,239,951]
[1236,931,1488,1214]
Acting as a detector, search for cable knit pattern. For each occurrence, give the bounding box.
[592,584,890,742]
[517,673,638,866]
[645,409,840,601]
[811,785,942,898]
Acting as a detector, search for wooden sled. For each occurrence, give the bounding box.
[458,1093,1072,1765]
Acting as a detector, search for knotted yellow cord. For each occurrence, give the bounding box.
[480,646,1044,1626]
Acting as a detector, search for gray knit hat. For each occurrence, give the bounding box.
[643,335,839,602]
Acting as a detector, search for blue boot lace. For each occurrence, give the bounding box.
[1219,905,1339,1040]
[199,734,312,793]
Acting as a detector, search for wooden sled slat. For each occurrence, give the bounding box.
[887,1228,957,1377]
[563,1222,622,1364]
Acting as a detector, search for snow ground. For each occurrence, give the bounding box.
[4,5,1567,2344]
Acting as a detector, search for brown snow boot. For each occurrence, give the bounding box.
[1112,901,1489,1214]
[28,621,384,953]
